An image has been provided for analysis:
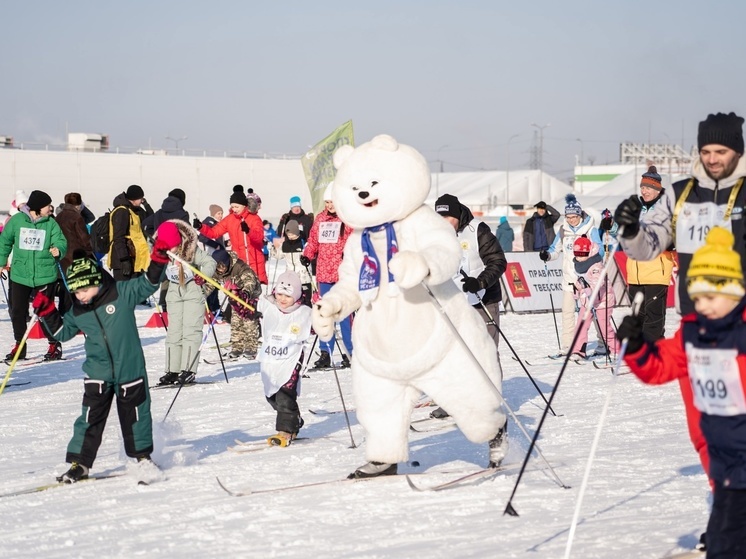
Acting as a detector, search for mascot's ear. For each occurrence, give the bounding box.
[370,134,398,151]
[333,145,355,169]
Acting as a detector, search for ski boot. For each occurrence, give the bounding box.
[488,424,509,468]
[178,370,196,385]
[312,351,331,369]
[43,342,62,361]
[242,351,257,361]
[57,462,89,483]
[348,461,398,479]
[267,432,293,447]
[5,342,26,361]
[340,354,351,369]
[158,372,180,385]
[224,349,243,360]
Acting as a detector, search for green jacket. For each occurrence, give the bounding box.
[42,263,164,384]
[0,210,68,287]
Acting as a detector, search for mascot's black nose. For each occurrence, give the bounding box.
[358,191,369,200]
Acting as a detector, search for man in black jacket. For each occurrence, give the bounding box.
[522,201,560,252]
[432,193,508,421]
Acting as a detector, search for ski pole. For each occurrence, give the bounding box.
[546,263,562,352]
[0,270,8,305]
[327,343,357,449]
[563,292,643,558]
[206,297,230,383]
[166,250,255,312]
[421,282,566,489]
[504,230,624,516]
[459,272,558,417]
[0,315,40,398]
[162,298,228,422]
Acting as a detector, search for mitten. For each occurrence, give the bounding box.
[194,275,206,287]
[240,221,250,234]
[539,250,550,262]
[120,259,133,277]
[616,314,645,354]
[32,288,56,317]
[613,195,643,239]
[300,255,311,267]
[461,275,481,294]
[192,217,203,230]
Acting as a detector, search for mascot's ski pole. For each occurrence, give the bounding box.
[503,229,624,516]
[0,315,40,398]
[460,270,558,416]
[421,281,566,490]
[545,263,562,353]
[563,292,644,558]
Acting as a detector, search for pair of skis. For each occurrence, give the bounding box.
[216,463,513,497]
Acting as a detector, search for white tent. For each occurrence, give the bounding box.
[427,169,574,211]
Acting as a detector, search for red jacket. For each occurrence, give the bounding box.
[200,209,267,284]
[302,210,352,284]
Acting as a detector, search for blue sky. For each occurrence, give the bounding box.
[2,1,745,181]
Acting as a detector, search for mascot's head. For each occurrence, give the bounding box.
[332,134,431,229]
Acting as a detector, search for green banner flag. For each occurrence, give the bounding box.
[301,120,355,215]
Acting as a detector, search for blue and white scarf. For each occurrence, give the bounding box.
[359,222,399,305]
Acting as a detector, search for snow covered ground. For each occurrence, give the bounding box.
[0,288,706,559]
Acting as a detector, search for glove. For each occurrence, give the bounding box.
[194,275,206,287]
[300,255,311,267]
[192,217,203,230]
[121,259,133,277]
[223,279,238,292]
[613,195,643,239]
[539,250,550,262]
[616,314,645,354]
[240,221,250,234]
[599,217,614,231]
[32,287,56,317]
[461,275,481,294]
[151,222,182,264]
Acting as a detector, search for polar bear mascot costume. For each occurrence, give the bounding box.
[312,134,508,479]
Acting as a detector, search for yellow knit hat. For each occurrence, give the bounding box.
[687,227,745,299]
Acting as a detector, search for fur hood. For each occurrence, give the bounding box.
[161,218,198,262]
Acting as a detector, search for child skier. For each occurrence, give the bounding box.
[618,227,746,557]
[277,220,312,306]
[157,220,217,385]
[570,234,618,358]
[31,222,182,483]
[257,270,312,446]
[208,249,262,360]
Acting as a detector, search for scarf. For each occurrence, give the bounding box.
[359,222,399,305]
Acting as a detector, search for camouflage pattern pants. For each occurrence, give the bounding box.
[229,313,260,354]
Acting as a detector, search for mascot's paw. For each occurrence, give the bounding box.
[389,251,429,290]
[312,298,342,341]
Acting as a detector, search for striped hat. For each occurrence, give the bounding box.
[640,166,662,191]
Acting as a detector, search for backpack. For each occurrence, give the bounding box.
[90,212,111,254]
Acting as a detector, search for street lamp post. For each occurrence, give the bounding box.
[576,138,584,194]
[435,144,449,198]
[530,123,550,198]
[506,134,520,208]
[165,135,188,153]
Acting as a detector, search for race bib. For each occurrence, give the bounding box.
[263,333,291,361]
[318,221,341,244]
[686,343,746,416]
[676,202,733,254]
[19,228,46,251]
[165,262,195,283]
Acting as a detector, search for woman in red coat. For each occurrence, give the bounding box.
[196,185,267,284]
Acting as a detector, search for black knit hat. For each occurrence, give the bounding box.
[434,193,461,219]
[698,112,745,153]
[230,184,248,206]
[168,188,186,206]
[125,184,145,201]
[212,249,231,270]
[66,250,103,292]
[26,190,52,213]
